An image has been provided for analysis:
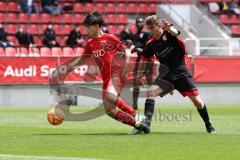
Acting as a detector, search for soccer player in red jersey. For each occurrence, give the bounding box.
[67,12,149,133]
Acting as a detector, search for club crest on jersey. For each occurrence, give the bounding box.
[92,49,105,57]
[101,41,117,51]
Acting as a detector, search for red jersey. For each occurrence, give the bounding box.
[83,33,126,82]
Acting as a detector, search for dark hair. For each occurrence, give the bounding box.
[83,12,104,27]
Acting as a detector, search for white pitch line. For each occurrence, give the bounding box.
[0,154,100,160]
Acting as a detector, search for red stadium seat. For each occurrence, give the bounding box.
[30,25,40,35]
[7,13,18,23]
[84,3,94,12]
[6,24,17,34]
[231,25,240,36]
[138,3,148,13]
[74,47,85,56]
[52,47,63,56]
[30,14,40,24]
[40,47,52,56]
[39,25,48,34]
[80,26,87,35]
[0,2,6,12]
[117,25,125,34]
[7,2,18,12]
[0,13,5,23]
[105,14,116,24]
[51,15,61,23]
[18,13,29,23]
[33,36,41,46]
[0,47,5,56]
[41,14,51,23]
[108,25,117,35]
[118,14,127,24]
[62,14,73,24]
[129,23,136,33]
[5,47,17,56]
[117,3,127,13]
[7,36,18,45]
[63,25,72,35]
[17,47,29,57]
[53,25,61,35]
[127,3,137,13]
[29,47,40,57]
[106,3,116,13]
[63,47,75,56]
[74,14,84,24]
[74,3,84,13]
[96,3,105,12]
[149,4,157,13]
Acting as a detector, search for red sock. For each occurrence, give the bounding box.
[114,98,136,116]
[116,111,136,126]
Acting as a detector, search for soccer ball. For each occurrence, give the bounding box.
[47,108,64,125]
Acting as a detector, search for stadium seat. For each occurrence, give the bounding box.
[53,25,62,35]
[7,2,18,12]
[52,47,63,56]
[39,24,48,34]
[74,3,84,13]
[51,15,61,24]
[7,36,18,45]
[96,3,105,12]
[33,36,41,46]
[30,25,40,35]
[138,3,148,13]
[74,47,85,56]
[0,47,5,56]
[30,14,40,24]
[29,47,40,57]
[149,4,157,13]
[7,13,18,23]
[6,24,17,34]
[18,13,29,23]
[129,23,136,33]
[63,25,72,35]
[0,2,6,12]
[84,3,94,12]
[17,47,29,57]
[40,47,52,56]
[108,25,117,35]
[63,47,75,56]
[117,25,125,34]
[74,14,84,24]
[62,14,73,24]
[117,3,127,13]
[106,3,116,13]
[231,25,240,36]
[41,14,51,23]
[80,26,87,35]
[118,14,127,24]
[127,3,137,13]
[0,13,5,23]
[5,47,17,56]
[105,14,117,24]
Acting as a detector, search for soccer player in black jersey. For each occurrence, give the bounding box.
[136,15,215,133]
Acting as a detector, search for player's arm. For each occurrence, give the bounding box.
[122,47,131,78]
[162,19,180,37]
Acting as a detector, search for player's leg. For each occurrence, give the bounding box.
[132,56,141,110]
[188,95,215,133]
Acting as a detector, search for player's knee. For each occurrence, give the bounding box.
[192,99,204,109]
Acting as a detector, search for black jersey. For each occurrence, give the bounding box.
[142,31,189,80]
[133,31,150,49]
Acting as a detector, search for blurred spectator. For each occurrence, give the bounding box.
[119,24,134,49]
[79,0,92,3]
[43,23,60,48]
[102,24,109,33]
[66,26,85,48]
[41,0,61,15]
[20,0,39,14]
[16,26,35,48]
[227,0,240,15]
[0,24,13,47]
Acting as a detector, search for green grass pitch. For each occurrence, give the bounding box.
[0,105,239,160]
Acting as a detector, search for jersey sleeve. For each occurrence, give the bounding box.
[82,41,91,57]
[108,34,127,52]
[141,39,155,61]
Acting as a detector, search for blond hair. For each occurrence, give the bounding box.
[145,15,161,26]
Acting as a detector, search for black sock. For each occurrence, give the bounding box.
[133,86,140,110]
[144,99,155,125]
[197,104,211,125]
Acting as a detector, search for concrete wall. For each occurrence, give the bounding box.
[0,83,239,107]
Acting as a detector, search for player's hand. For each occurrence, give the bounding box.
[162,19,171,31]
[136,77,144,87]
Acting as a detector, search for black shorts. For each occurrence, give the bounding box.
[153,67,198,97]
